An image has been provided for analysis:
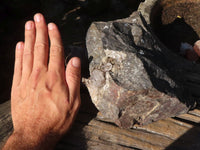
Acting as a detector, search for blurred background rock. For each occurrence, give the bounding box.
[0,0,142,104]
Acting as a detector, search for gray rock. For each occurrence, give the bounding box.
[84,11,200,128]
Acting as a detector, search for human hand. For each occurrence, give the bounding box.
[194,40,200,57]
[3,13,81,150]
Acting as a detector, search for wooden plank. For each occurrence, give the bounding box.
[176,113,200,123]
[58,111,200,150]
[84,119,172,149]
[133,118,192,140]
[57,113,173,150]
[1,101,200,149]
[0,101,12,149]
[188,108,200,117]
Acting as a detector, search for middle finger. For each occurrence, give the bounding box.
[33,13,49,70]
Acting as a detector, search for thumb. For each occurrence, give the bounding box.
[66,57,81,104]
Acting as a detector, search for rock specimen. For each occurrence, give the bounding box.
[84,11,200,128]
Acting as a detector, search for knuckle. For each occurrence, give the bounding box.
[35,42,48,51]
[48,70,61,82]
[23,49,33,57]
[15,53,22,59]
[50,45,63,55]
[45,82,53,92]
[34,65,47,74]
[31,66,45,81]
[25,29,34,36]
[68,70,81,83]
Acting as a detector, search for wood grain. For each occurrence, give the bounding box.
[1,101,200,150]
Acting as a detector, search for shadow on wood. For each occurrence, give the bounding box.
[166,122,200,149]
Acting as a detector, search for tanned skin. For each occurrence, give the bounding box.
[2,13,81,150]
[194,40,200,57]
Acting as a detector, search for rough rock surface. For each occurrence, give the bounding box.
[84,11,200,128]
[139,0,200,53]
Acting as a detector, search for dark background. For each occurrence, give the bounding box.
[0,0,142,104]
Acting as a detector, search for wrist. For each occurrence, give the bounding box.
[3,131,41,150]
[3,130,58,150]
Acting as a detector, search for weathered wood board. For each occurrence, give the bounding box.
[1,100,200,150]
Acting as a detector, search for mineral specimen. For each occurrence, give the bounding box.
[84,11,200,128]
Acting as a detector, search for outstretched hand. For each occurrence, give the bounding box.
[3,13,81,150]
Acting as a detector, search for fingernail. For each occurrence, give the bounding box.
[34,14,42,22]
[48,23,56,30]
[25,21,33,30]
[17,42,24,50]
[72,58,81,68]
